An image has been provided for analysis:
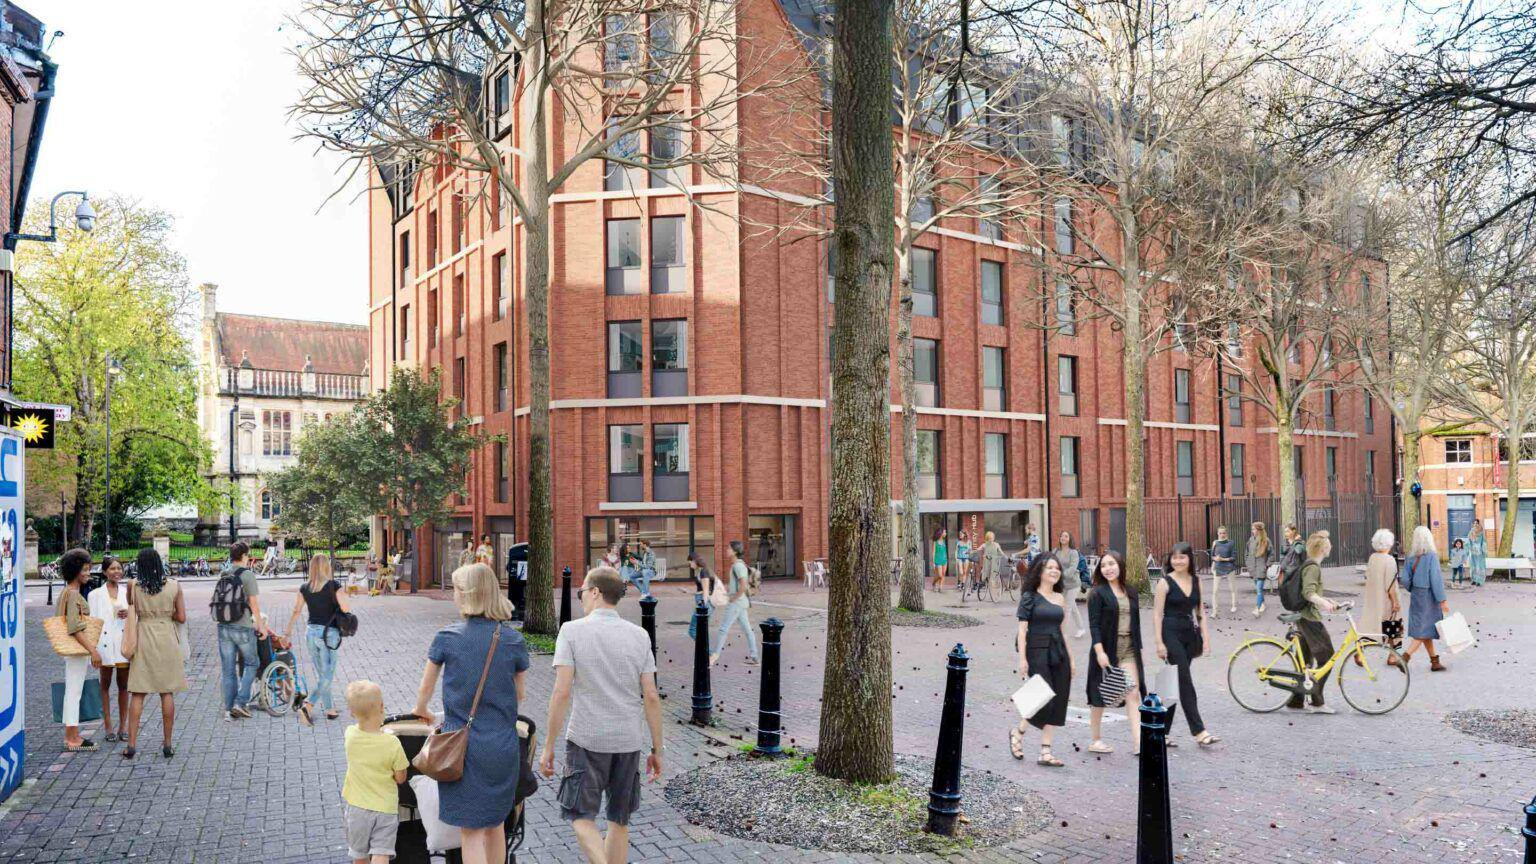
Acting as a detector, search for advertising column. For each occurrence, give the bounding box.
[0,427,25,802]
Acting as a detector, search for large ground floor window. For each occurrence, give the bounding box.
[748,514,797,578]
[587,515,715,583]
[900,507,1045,577]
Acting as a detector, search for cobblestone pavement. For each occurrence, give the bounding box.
[3,568,1534,863]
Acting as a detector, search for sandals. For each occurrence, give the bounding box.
[1087,740,1114,754]
[162,745,175,759]
[1008,726,1026,760]
[1195,732,1220,747]
[121,747,136,760]
[1037,746,1065,767]
[64,739,97,752]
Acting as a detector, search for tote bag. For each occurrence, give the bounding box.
[1151,664,1181,707]
[1435,611,1476,654]
[1010,675,1055,720]
[1098,666,1130,708]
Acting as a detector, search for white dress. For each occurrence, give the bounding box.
[87,582,131,666]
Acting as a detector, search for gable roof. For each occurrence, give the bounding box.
[215,313,368,375]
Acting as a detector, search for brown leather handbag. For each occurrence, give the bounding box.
[413,623,501,783]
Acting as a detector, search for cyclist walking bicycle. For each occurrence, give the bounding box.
[1286,531,1340,714]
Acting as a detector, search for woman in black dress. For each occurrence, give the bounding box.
[1010,553,1074,767]
[1153,541,1219,746]
[1086,551,1146,755]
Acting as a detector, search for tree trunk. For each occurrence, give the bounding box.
[1123,329,1148,592]
[1497,421,1523,557]
[521,3,558,636]
[1400,427,1422,540]
[1277,403,1297,531]
[896,249,924,612]
[815,0,896,785]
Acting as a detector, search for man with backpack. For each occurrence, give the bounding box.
[212,541,267,720]
[1281,530,1341,713]
[709,540,760,666]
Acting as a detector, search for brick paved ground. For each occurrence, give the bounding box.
[3,568,1534,863]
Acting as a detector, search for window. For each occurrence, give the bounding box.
[1060,436,1080,498]
[452,357,466,417]
[604,14,640,72]
[980,260,1003,325]
[451,195,464,253]
[1226,374,1243,427]
[653,423,690,501]
[492,252,507,321]
[1174,369,1191,423]
[1326,446,1338,494]
[1365,450,1377,493]
[604,122,644,192]
[1053,197,1073,255]
[1229,443,1246,495]
[651,319,688,397]
[399,231,412,285]
[399,304,413,356]
[260,489,280,521]
[912,247,937,316]
[1054,278,1075,335]
[977,177,1003,241]
[1445,438,1472,464]
[1171,295,1193,351]
[607,321,643,397]
[1361,272,1371,305]
[982,347,1005,411]
[1321,335,1333,363]
[262,410,293,456]
[910,192,935,225]
[916,430,941,498]
[985,433,1008,498]
[606,218,642,295]
[1225,320,1242,357]
[494,342,509,412]
[1364,395,1374,435]
[1323,388,1336,431]
[495,441,509,502]
[428,288,439,347]
[825,244,836,304]
[1288,334,1301,364]
[427,208,438,267]
[608,425,644,502]
[492,69,511,126]
[1175,441,1194,496]
[649,124,685,189]
[650,216,686,293]
[1050,114,1072,167]
[1496,438,1536,462]
[453,274,465,337]
[914,338,939,407]
[1058,355,1078,416]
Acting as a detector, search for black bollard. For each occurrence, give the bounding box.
[639,595,658,660]
[559,567,573,626]
[1523,793,1536,864]
[689,598,713,726]
[1136,693,1174,864]
[925,643,970,836]
[754,618,786,756]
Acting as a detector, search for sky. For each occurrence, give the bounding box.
[24,0,368,325]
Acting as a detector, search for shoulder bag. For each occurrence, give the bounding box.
[413,623,502,783]
[121,584,140,660]
[42,589,104,657]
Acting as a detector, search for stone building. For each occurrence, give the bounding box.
[196,284,368,543]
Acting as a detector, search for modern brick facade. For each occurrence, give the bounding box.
[365,0,1392,585]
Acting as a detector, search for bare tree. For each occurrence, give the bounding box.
[291,0,795,634]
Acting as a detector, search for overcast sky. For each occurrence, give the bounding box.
[25,0,368,325]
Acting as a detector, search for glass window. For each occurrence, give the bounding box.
[914,338,939,407]
[1176,441,1194,496]
[260,489,280,521]
[1226,320,1242,357]
[1057,355,1078,416]
[1326,446,1338,492]
[1230,443,1246,495]
[1055,277,1074,335]
[985,433,1007,498]
[493,70,510,118]
[605,14,640,72]
[1061,436,1080,498]
[1174,368,1191,423]
[1364,395,1374,434]
[608,321,642,372]
[980,260,1003,325]
[495,441,509,502]
[1366,450,1376,491]
[910,193,935,225]
[492,252,507,321]
[1226,373,1242,427]
[912,247,937,316]
[1445,438,1471,464]
[652,320,687,370]
[982,347,1005,411]
[825,243,836,304]
[262,410,292,456]
[1053,197,1072,255]
[607,219,641,269]
[916,429,941,498]
[1050,114,1072,167]
[604,123,644,192]
[494,342,509,412]
[609,425,643,474]
[649,124,685,189]
[1324,388,1336,430]
[428,288,439,347]
[653,423,689,473]
[651,216,685,267]
[453,273,465,336]
[399,304,413,355]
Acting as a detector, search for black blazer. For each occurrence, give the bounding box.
[1088,584,1147,687]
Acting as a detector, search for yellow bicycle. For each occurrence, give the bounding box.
[1226,603,1410,715]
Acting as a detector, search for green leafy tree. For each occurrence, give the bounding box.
[349,367,491,587]
[269,413,373,555]
[12,195,215,546]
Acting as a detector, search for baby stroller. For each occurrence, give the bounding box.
[381,713,539,864]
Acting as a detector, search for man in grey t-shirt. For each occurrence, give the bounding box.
[541,567,662,863]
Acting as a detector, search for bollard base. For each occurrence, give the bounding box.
[689,709,713,727]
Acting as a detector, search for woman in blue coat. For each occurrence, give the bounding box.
[1398,525,1452,672]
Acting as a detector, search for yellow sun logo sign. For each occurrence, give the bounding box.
[12,413,48,444]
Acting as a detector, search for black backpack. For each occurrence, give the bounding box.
[1279,560,1312,612]
[210,567,249,624]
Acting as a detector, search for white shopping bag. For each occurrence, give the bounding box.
[408,774,464,851]
[1151,664,1180,706]
[1435,611,1476,654]
[1011,675,1056,720]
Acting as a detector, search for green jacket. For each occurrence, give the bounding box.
[1300,561,1324,622]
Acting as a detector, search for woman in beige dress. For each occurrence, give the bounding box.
[124,549,187,759]
[1360,530,1401,640]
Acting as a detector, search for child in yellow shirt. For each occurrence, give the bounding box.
[342,680,409,864]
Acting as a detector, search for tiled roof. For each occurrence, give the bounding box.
[215,313,368,375]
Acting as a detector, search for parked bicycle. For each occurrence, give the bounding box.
[1226,601,1410,715]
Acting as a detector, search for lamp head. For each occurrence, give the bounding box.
[107,356,123,377]
[74,195,96,232]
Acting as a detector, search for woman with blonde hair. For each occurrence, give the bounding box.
[1286,531,1341,713]
[284,552,351,720]
[412,563,530,864]
[1246,522,1272,617]
[1399,525,1451,671]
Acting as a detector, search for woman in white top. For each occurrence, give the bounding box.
[86,556,133,741]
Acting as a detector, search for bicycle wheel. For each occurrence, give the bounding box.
[1227,638,1301,713]
[262,663,296,717]
[1337,639,1410,715]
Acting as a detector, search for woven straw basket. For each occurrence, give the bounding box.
[43,614,104,657]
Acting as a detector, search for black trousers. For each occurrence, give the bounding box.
[1162,619,1206,736]
[1287,619,1334,708]
[508,578,526,620]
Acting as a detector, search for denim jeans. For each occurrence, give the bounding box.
[306,624,340,711]
[1253,578,1267,608]
[622,565,652,598]
[711,599,758,660]
[688,594,710,640]
[217,624,259,711]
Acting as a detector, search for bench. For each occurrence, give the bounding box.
[1485,557,1535,581]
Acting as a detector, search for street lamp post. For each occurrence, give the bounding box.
[3,190,96,245]
[103,355,123,553]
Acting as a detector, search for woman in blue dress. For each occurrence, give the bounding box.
[1466,520,1489,587]
[413,563,530,864]
[1398,525,1452,672]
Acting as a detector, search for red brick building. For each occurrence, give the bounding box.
[366,0,1392,585]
